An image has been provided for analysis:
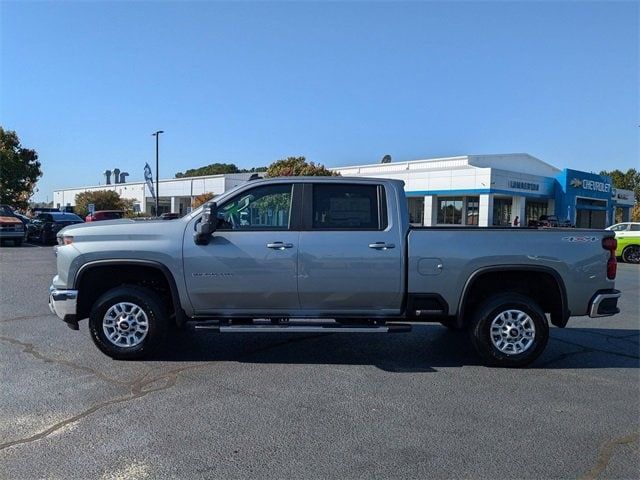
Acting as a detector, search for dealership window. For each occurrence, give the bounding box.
[492,198,512,226]
[437,197,463,225]
[408,197,424,226]
[465,197,479,225]
[525,201,548,226]
[576,198,607,208]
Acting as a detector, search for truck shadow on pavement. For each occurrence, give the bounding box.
[150,325,640,372]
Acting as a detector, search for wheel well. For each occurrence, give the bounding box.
[460,269,567,327]
[75,264,176,321]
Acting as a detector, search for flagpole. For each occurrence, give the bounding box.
[152,130,164,216]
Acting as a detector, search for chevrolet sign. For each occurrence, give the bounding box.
[570,177,611,193]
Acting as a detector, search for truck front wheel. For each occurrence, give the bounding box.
[89,285,168,360]
[469,293,549,368]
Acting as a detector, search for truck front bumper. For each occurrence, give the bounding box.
[49,285,79,329]
[0,231,24,240]
[588,289,621,318]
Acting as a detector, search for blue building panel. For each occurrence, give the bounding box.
[555,169,613,226]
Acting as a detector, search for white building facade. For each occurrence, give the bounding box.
[53,173,258,216]
[333,154,634,228]
[53,153,634,226]
[333,154,558,227]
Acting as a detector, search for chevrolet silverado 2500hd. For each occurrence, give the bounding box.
[49,177,621,367]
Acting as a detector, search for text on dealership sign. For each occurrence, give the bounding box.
[571,178,611,193]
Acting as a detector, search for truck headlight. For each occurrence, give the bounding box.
[57,235,74,246]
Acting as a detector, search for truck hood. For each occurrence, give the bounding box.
[0,215,22,225]
[58,218,187,242]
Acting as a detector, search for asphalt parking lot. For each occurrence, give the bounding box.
[0,244,638,479]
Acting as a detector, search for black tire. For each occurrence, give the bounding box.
[40,230,48,244]
[89,285,168,360]
[469,293,549,368]
[621,245,640,264]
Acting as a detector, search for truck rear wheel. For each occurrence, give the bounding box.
[89,285,168,360]
[469,293,549,368]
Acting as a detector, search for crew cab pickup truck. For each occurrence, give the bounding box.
[49,178,621,367]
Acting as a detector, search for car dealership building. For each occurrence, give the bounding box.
[333,153,635,228]
[53,153,634,228]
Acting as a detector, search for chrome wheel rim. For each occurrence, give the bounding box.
[103,302,149,348]
[490,309,536,355]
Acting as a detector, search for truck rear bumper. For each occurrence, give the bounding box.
[49,285,79,329]
[588,289,621,318]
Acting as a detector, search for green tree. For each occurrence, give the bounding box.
[0,127,42,209]
[266,156,339,177]
[176,163,267,178]
[176,163,239,178]
[240,166,268,173]
[74,190,133,218]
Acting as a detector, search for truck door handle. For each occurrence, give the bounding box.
[267,242,294,250]
[368,242,395,250]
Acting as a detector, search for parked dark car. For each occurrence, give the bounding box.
[13,212,36,239]
[31,212,84,244]
[528,215,573,228]
[85,210,124,222]
[31,207,61,216]
[160,212,181,220]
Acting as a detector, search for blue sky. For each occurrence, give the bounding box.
[1,1,638,202]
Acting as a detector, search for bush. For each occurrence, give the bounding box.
[74,190,132,218]
[192,192,215,209]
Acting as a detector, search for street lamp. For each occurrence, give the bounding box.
[151,130,164,216]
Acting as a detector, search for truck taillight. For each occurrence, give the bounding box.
[602,237,617,280]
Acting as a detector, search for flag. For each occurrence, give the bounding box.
[144,163,156,199]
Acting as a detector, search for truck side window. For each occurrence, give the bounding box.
[312,184,386,230]
[217,184,292,230]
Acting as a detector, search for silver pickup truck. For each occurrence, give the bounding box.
[49,177,621,367]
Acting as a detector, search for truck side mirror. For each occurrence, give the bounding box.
[194,201,218,245]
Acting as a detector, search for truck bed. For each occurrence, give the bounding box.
[407,227,613,319]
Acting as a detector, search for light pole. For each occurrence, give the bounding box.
[151,130,164,216]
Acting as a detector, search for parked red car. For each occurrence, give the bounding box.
[85,210,124,222]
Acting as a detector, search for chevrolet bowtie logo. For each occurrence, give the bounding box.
[570,178,583,188]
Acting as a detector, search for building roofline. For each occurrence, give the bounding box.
[332,153,562,174]
[331,155,471,171]
[467,153,561,173]
[52,172,258,192]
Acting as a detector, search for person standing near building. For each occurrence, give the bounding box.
[513,216,520,227]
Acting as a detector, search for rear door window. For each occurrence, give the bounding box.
[312,184,386,230]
